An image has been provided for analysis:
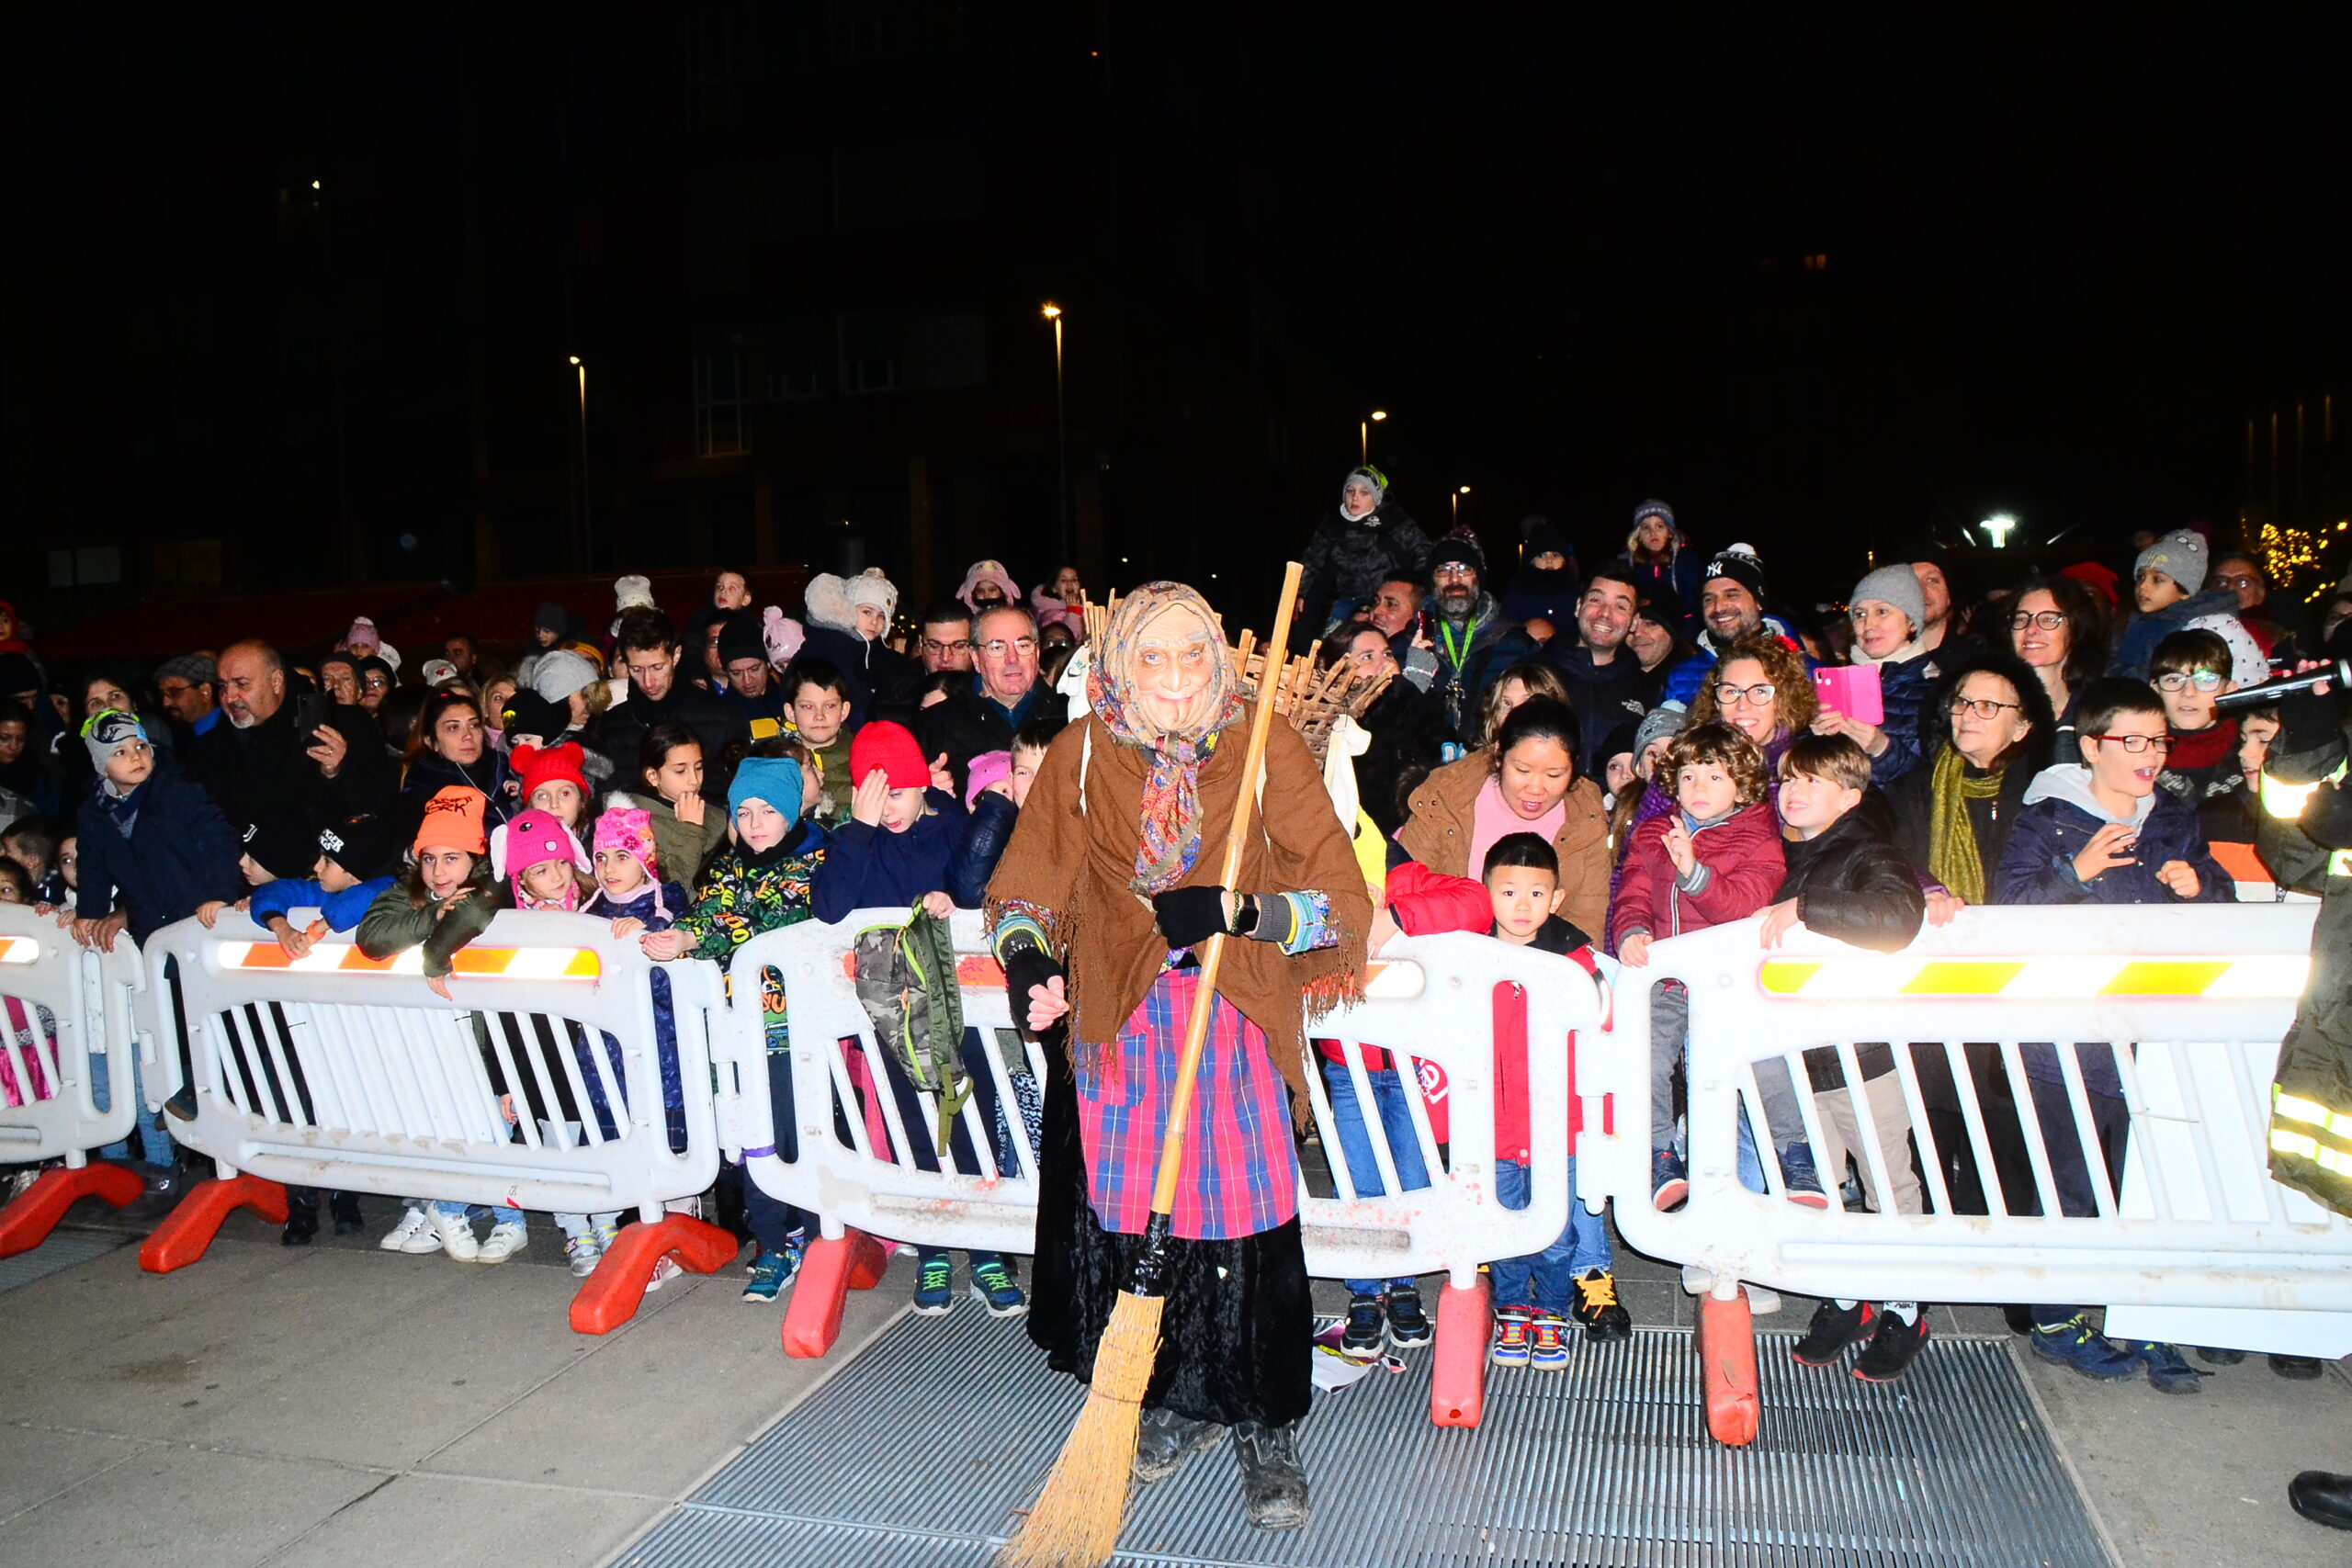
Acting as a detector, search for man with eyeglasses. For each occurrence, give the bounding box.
[1659,544,1812,707]
[916,599,976,675]
[916,603,1068,798]
[1541,563,1662,773]
[2211,551,2314,655]
[1422,532,1534,744]
[592,608,750,803]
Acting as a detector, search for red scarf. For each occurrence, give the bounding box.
[2167,716,2238,772]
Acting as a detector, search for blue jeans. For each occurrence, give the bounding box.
[434,1201,526,1226]
[95,1055,175,1168]
[1490,1156,1610,1315]
[1319,1058,1430,1296]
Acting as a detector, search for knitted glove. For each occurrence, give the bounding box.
[1150,886,1230,947]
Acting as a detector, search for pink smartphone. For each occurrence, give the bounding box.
[1813,663,1883,726]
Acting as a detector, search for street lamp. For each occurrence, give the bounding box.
[1361,409,1386,465]
[570,356,590,568]
[1981,513,2017,548]
[1043,303,1068,564]
[1453,484,1470,524]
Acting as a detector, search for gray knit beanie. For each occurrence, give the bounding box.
[2134,529,2210,596]
[1633,705,1687,759]
[1850,564,1928,639]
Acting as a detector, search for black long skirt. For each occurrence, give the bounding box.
[1025,1042,1313,1429]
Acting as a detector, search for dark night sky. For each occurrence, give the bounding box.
[1250,10,2347,588]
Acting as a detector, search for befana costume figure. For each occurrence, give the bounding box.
[986,581,1370,1532]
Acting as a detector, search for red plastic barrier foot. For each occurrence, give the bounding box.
[137,1174,288,1273]
[569,1213,741,1334]
[1429,1276,1492,1427]
[0,1162,147,1258]
[781,1229,891,1359]
[1696,1289,1760,1447]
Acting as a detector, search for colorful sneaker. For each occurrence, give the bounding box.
[563,1232,604,1279]
[1571,1269,1634,1342]
[1385,1285,1433,1348]
[1778,1142,1831,1209]
[1340,1292,1386,1357]
[2030,1314,2139,1381]
[742,1240,802,1303]
[970,1257,1028,1318]
[912,1251,955,1315]
[1792,1299,1874,1366]
[594,1215,623,1253]
[1651,1148,1689,1212]
[1851,1307,1930,1382]
[2132,1340,2209,1394]
[1529,1313,1570,1371]
[1490,1307,1532,1368]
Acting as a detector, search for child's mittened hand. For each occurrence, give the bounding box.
[851,768,890,827]
[2156,859,2201,898]
[921,890,956,920]
[196,900,226,929]
[1619,932,1653,967]
[611,917,644,939]
[675,792,705,827]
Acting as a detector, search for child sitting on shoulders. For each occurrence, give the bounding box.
[1387,833,1626,1371]
[1758,735,1933,1383]
[811,720,1024,1320]
[1614,722,1808,1209]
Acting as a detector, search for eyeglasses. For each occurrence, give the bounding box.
[921,637,971,656]
[977,637,1038,659]
[2086,732,2175,753]
[2211,574,2259,592]
[1713,682,1776,707]
[1948,696,2021,719]
[2153,670,2225,693]
[1432,564,1477,581]
[2008,610,2067,631]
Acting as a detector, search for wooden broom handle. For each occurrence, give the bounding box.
[1146,561,1304,1219]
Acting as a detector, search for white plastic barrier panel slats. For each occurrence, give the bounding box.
[0,903,141,1164]
[139,909,727,1218]
[727,912,1599,1290]
[1601,906,2352,1337]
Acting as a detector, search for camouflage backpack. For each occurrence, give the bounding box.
[853,903,967,1154]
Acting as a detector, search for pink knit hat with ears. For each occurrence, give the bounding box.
[492,808,590,882]
[593,806,661,883]
[763,606,805,666]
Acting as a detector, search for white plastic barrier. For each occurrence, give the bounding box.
[137,909,728,1234]
[1599,906,2352,1340]
[726,912,1598,1366]
[0,903,142,1167]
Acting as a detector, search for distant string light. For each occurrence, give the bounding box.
[2259,521,2321,589]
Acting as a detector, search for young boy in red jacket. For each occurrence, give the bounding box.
[1385,832,1630,1371]
[1613,722,1818,1209]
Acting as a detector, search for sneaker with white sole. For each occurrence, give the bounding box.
[970,1257,1027,1317]
[476,1220,529,1264]
[563,1232,604,1278]
[427,1207,480,1262]
[644,1256,683,1292]
[742,1242,802,1303]
[593,1215,623,1253]
[381,1207,440,1255]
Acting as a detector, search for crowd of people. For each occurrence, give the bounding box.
[4,465,2352,1533]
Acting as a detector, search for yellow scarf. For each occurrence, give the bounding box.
[1927,745,2004,905]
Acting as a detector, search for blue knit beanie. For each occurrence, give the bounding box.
[728,757,804,830]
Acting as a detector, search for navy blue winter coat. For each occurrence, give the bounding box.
[812,792,967,921]
[947,788,1019,909]
[2109,588,2239,682]
[583,877,692,1149]
[1990,765,2231,908]
[75,761,246,940]
[1860,649,1941,787]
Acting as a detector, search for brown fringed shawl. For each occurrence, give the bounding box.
[985,705,1371,1114]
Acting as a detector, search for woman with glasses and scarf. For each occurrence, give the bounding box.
[985,583,1369,1530]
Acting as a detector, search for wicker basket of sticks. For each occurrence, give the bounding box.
[1080,591,1391,767]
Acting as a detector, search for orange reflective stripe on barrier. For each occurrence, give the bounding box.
[0,934,39,964]
[1757,953,2309,1000]
[837,953,1005,987]
[216,942,602,980]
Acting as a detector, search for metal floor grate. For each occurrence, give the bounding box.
[612,1314,2109,1568]
[0,1229,127,1294]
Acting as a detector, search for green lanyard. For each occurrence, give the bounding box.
[1437,615,1470,671]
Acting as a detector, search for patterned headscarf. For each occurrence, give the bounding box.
[1085,582,1243,897]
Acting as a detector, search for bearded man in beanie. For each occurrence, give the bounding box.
[1659,544,1812,706]
[1299,466,1436,637]
[1424,529,1535,745]
[593,608,749,805]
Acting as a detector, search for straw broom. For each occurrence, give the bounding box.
[997,560,1305,1568]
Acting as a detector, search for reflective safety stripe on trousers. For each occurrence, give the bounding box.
[1757,953,2311,998]
[2272,1086,2352,1179]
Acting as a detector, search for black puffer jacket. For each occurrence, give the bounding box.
[1785,794,1926,1091]
[1300,502,1434,629]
